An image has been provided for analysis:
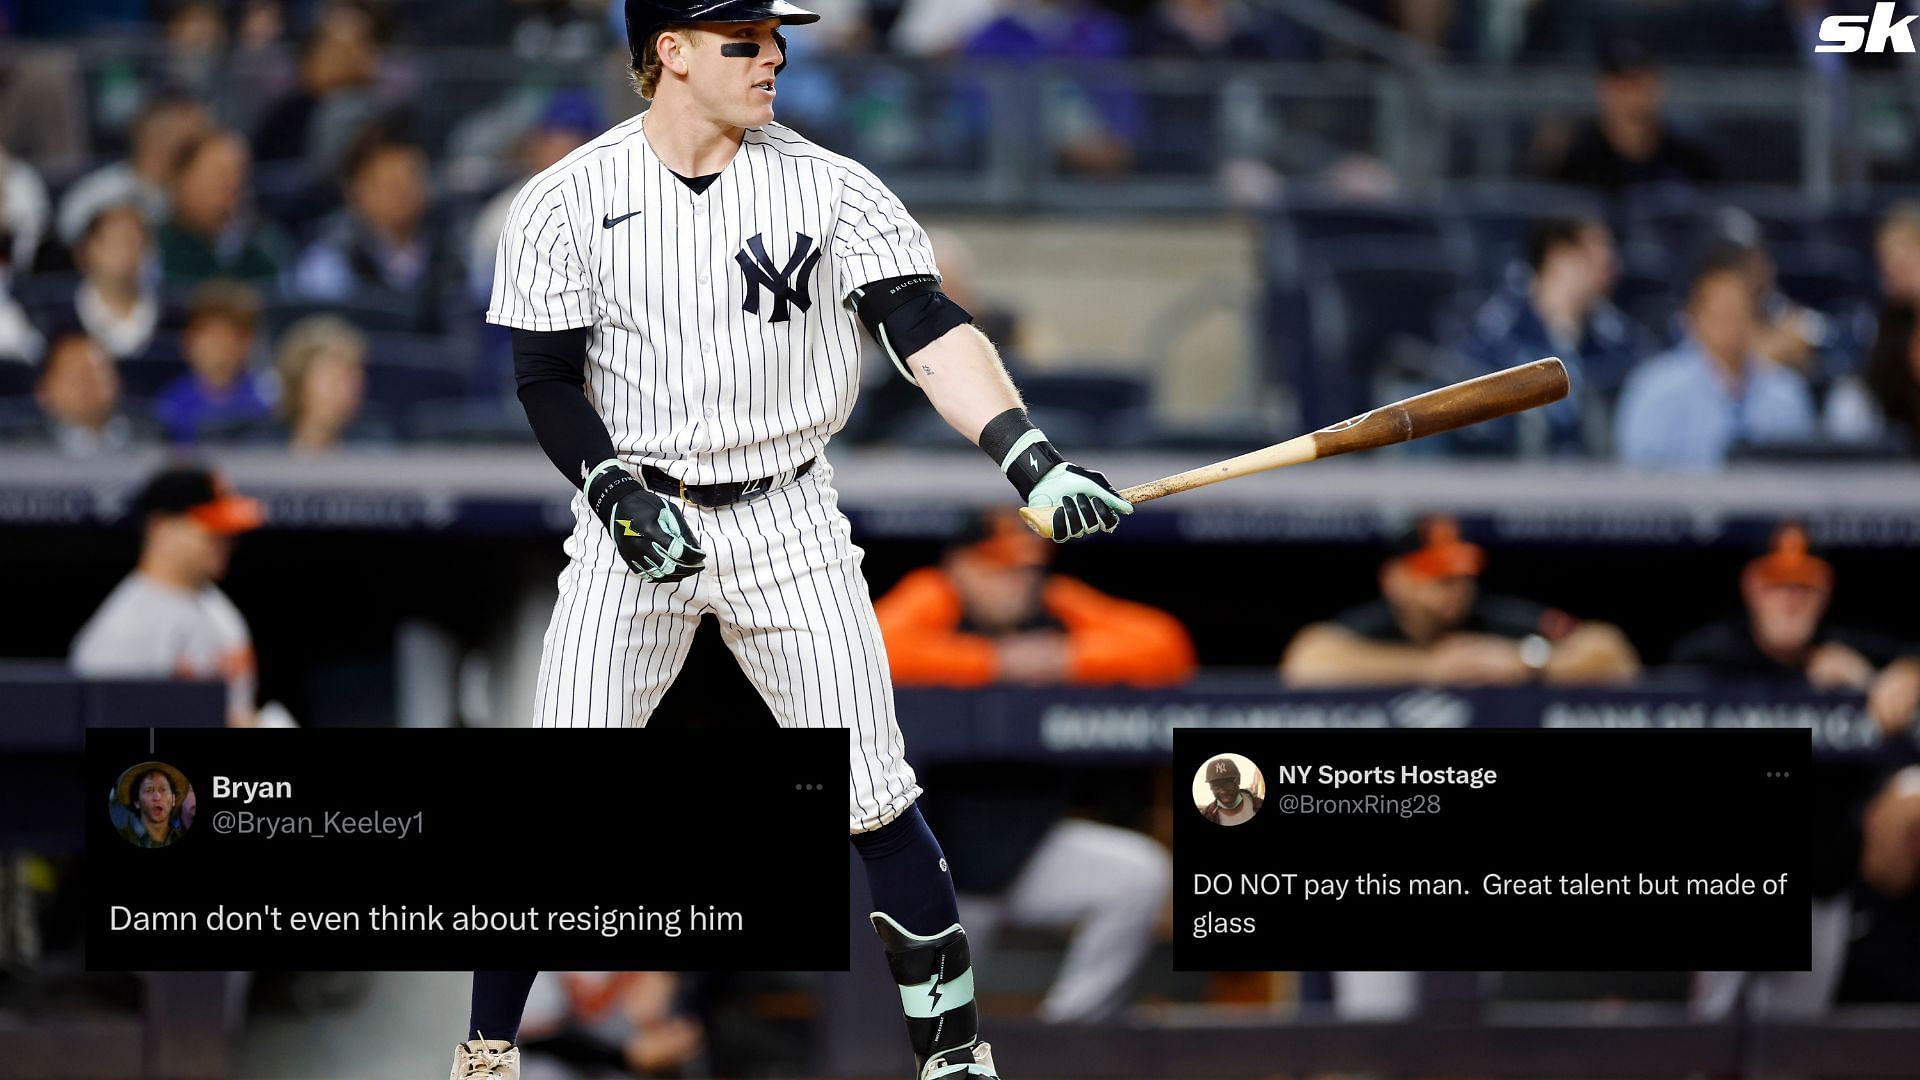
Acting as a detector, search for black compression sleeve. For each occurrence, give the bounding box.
[852,276,974,379]
[512,327,619,490]
[513,326,590,390]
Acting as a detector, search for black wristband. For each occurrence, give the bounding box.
[978,408,1065,500]
[978,408,1033,463]
[585,463,646,524]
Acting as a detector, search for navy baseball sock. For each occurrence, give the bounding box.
[854,805,979,1068]
[467,970,538,1044]
[851,804,960,935]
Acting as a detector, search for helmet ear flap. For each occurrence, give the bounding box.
[774,28,789,75]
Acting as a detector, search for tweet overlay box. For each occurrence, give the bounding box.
[88,729,847,971]
[1175,728,1809,971]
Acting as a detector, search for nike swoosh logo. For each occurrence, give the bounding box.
[603,210,643,229]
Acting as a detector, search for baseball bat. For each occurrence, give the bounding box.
[1018,357,1569,539]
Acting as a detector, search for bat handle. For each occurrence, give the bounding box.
[1018,505,1054,540]
[1017,483,1156,540]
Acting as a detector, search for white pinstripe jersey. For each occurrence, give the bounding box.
[487,112,938,485]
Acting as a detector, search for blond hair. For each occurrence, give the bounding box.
[632,26,696,100]
[275,314,367,422]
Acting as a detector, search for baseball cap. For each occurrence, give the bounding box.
[1388,515,1485,579]
[1746,523,1832,591]
[950,509,1048,570]
[135,465,265,535]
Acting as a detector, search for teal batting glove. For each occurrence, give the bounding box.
[1026,462,1132,542]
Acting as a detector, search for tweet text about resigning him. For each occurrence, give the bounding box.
[1175,728,1809,971]
[87,728,849,971]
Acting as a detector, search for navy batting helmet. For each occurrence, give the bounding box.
[624,0,821,70]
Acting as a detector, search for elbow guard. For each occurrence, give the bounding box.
[849,276,974,386]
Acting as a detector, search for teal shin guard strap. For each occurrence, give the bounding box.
[899,966,975,1019]
[872,913,979,1063]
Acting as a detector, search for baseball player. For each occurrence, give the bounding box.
[451,4,1132,1078]
[71,464,265,729]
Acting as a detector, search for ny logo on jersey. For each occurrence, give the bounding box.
[736,232,823,324]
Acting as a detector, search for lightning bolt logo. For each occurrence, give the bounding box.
[927,966,944,1012]
[1027,453,1037,473]
[615,518,641,537]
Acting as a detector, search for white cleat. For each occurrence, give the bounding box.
[449,1039,520,1080]
[922,1039,999,1078]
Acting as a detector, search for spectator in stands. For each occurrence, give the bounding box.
[273,314,379,453]
[1704,214,1828,379]
[250,1,383,172]
[1447,215,1644,457]
[161,0,228,103]
[27,330,154,457]
[291,135,461,330]
[1670,523,1920,736]
[1281,515,1641,687]
[1867,203,1920,454]
[890,0,997,55]
[60,205,168,362]
[1134,0,1315,60]
[157,130,288,285]
[1847,766,1920,1002]
[964,1,1138,174]
[876,510,1180,1022]
[56,96,210,252]
[0,145,42,361]
[0,275,40,365]
[1615,251,1816,469]
[1549,40,1720,194]
[0,141,49,273]
[71,464,264,728]
[466,93,599,300]
[0,44,89,175]
[153,280,273,444]
[877,509,1197,688]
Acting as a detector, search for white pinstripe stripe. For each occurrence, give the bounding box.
[496,114,928,830]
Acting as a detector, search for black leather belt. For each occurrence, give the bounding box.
[641,458,815,508]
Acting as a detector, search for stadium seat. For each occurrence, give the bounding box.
[10,274,80,321]
[1772,244,1874,313]
[1261,277,1316,423]
[249,160,336,243]
[405,398,535,444]
[1267,197,1472,283]
[1014,371,1151,424]
[361,356,471,425]
[0,364,36,399]
[1612,246,1683,346]
[1108,408,1279,452]
[264,293,421,336]
[114,350,191,401]
[1305,241,1469,420]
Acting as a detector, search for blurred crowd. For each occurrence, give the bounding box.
[1,0,1880,64]
[0,3,1917,463]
